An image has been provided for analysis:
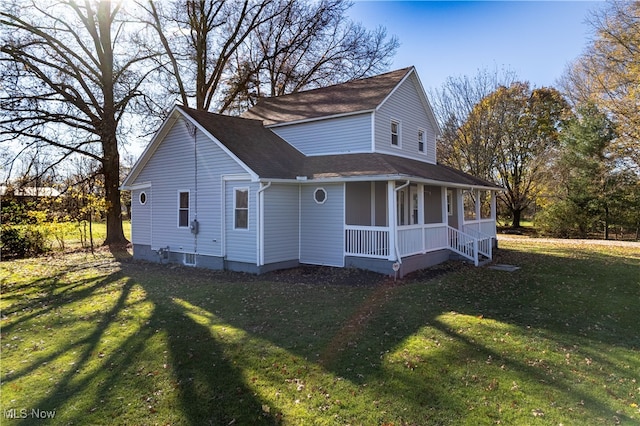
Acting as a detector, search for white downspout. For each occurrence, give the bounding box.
[256,181,272,267]
[393,180,410,264]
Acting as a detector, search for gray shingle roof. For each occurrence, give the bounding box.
[180,106,500,189]
[241,67,413,126]
[179,106,306,179]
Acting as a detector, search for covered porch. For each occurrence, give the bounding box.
[344,180,498,274]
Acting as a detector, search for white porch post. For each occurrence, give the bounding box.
[475,189,481,222]
[418,183,425,252]
[456,189,464,231]
[441,187,448,224]
[491,190,498,237]
[387,181,397,261]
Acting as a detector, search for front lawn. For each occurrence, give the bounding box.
[1,240,639,425]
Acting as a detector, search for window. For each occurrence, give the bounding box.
[139,191,147,205]
[178,191,189,227]
[391,120,400,146]
[234,188,248,229]
[418,129,425,153]
[184,253,196,266]
[314,188,327,204]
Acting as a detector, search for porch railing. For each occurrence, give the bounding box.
[447,226,479,266]
[461,227,493,260]
[345,224,493,267]
[345,225,390,258]
[397,224,448,257]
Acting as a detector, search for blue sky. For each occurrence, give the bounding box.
[348,1,603,90]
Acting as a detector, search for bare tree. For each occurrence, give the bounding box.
[142,0,284,112]
[429,67,517,181]
[1,0,157,246]
[220,0,399,113]
[142,0,398,114]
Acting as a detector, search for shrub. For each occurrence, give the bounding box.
[1,225,50,260]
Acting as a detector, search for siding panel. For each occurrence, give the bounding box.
[131,188,151,245]
[300,183,344,266]
[263,184,300,264]
[272,114,372,155]
[134,116,248,256]
[224,181,257,263]
[375,74,437,163]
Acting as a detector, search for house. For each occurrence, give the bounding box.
[121,67,501,277]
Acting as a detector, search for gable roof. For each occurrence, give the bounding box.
[123,105,499,190]
[176,107,497,188]
[241,67,414,126]
[179,107,306,179]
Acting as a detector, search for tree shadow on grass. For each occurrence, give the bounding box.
[134,246,639,424]
[5,243,637,424]
[3,259,277,425]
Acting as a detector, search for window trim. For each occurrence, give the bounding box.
[418,128,425,153]
[139,191,147,205]
[183,253,196,266]
[178,190,190,228]
[233,187,249,230]
[391,119,401,148]
[313,187,327,204]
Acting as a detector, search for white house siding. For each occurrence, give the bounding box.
[224,180,258,264]
[299,183,345,267]
[374,73,437,163]
[133,117,248,257]
[263,184,300,264]
[271,113,372,155]
[131,188,151,245]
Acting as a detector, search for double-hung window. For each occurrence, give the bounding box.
[418,129,425,153]
[178,191,189,227]
[234,188,249,229]
[391,120,400,146]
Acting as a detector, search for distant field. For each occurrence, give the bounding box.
[1,239,638,425]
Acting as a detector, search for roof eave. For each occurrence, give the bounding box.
[265,109,375,128]
[257,174,502,190]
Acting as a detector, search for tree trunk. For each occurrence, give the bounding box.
[604,204,609,240]
[102,132,128,247]
[512,209,522,228]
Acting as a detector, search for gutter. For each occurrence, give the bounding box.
[256,181,272,266]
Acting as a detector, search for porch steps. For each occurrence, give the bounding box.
[449,252,492,267]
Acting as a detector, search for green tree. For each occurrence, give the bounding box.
[560,0,640,173]
[494,84,570,228]
[557,102,617,238]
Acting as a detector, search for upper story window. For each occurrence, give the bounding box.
[178,191,189,227]
[391,120,400,147]
[418,129,425,153]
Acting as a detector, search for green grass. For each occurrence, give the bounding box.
[7,221,132,252]
[1,240,639,425]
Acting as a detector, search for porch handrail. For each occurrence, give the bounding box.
[447,226,479,266]
[461,227,493,259]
